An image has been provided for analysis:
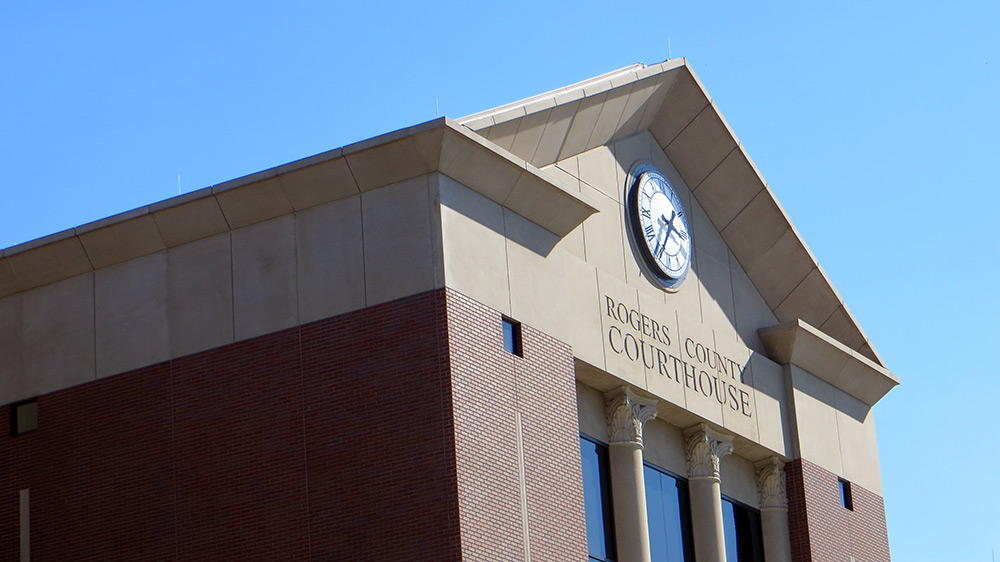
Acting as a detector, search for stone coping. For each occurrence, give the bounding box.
[0,118,596,298]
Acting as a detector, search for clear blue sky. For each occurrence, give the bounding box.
[2,2,997,559]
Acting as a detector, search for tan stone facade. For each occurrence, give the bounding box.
[0,60,895,561]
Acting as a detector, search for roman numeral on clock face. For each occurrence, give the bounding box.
[644,224,656,241]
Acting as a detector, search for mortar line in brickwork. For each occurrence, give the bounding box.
[19,488,29,562]
[297,324,313,558]
[845,492,858,561]
[169,360,180,559]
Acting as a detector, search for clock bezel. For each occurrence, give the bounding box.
[624,162,692,291]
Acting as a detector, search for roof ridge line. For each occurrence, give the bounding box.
[458,63,648,125]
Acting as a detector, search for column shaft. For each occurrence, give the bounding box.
[688,477,726,562]
[684,424,734,562]
[760,508,791,562]
[609,443,651,562]
[604,387,658,562]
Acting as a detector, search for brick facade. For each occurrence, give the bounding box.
[1,288,590,561]
[1,290,462,561]
[786,458,891,562]
[447,290,588,562]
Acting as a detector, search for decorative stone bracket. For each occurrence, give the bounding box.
[684,423,734,481]
[604,386,658,448]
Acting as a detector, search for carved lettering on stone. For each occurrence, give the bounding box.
[755,457,788,510]
[684,423,734,480]
[604,387,658,447]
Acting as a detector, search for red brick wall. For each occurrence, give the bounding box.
[1,362,176,562]
[1,289,462,561]
[300,290,459,561]
[786,458,891,562]
[446,290,588,562]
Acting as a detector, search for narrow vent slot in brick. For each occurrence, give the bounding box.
[502,317,523,357]
[10,399,38,436]
[838,479,854,511]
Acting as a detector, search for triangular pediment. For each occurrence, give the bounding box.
[459,60,886,369]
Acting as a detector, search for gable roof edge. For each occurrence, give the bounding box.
[460,60,888,369]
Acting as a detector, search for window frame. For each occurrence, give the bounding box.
[580,434,616,562]
[502,316,523,357]
[9,398,38,437]
[643,461,695,562]
[721,495,765,562]
[838,478,854,511]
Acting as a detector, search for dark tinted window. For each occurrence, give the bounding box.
[644,464,692,562]
[722,497,764,562]
[839,479,854,510]
[10,399,37,436]
[502,317,523,356]
[580,436,615,561]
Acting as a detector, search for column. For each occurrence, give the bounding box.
[684,423,734,562]
[605,386,658,562]
[755,457,792,562]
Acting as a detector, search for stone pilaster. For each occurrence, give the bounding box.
[604,387,658,562]
[684,423,734,562]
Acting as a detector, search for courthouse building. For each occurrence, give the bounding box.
[0,60,897,561]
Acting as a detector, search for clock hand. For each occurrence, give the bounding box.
[671,210,688,241]
[660,211,690,247]
[656,212,676,258]
[659,211,676,231]
[661,225,676,257]
[652,221,668,257]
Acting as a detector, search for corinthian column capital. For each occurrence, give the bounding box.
[604,386,658,448]
[755,457,788,510]
[684,423,734,480]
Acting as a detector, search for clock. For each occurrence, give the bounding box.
[625,163,692,290]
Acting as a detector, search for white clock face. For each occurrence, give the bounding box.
[628,165,692,288]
